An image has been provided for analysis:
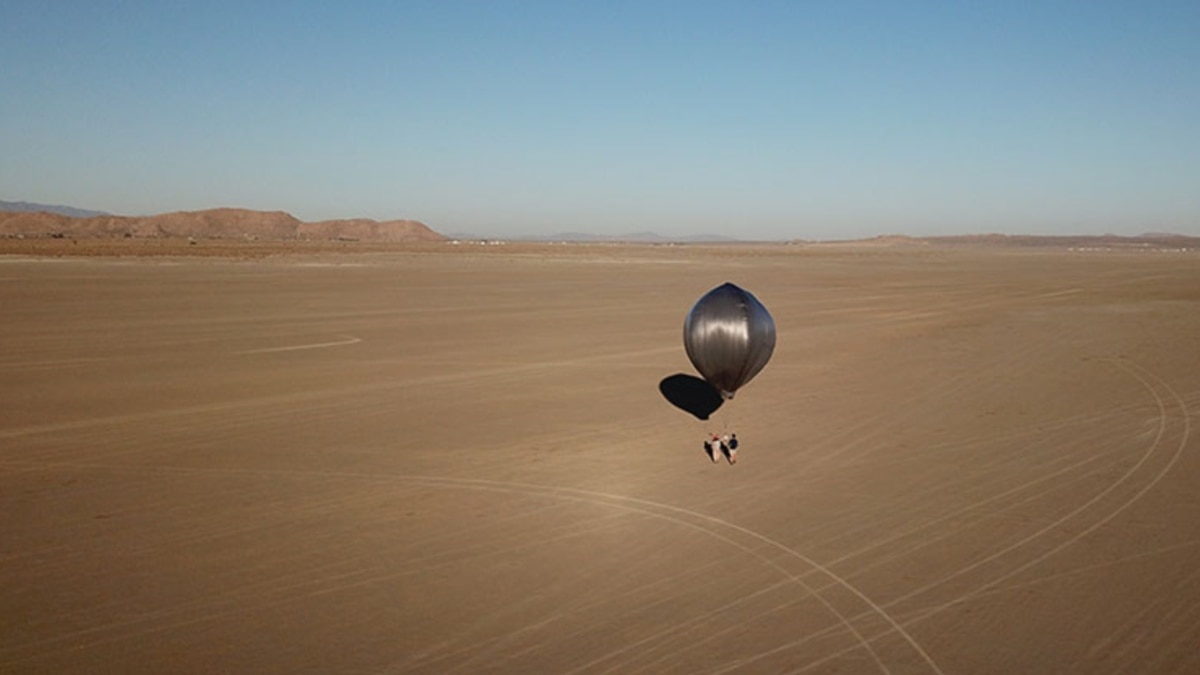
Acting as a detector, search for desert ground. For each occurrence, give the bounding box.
[3,241,1200,674]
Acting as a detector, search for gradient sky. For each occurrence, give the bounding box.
[3,1,1198,240]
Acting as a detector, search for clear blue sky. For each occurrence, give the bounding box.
[3,1,1198,239]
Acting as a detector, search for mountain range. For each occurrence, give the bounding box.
[446,230,736,243]
[1,200,110,219]
[0,202,444,243]
[4,200,1197,247]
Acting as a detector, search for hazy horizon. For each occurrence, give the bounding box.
[4,2,1198,240]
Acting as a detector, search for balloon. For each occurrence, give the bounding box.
[683,282,775,398]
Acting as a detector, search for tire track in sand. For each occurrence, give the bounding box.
[727,358,1191,674]
[0,460,943,675]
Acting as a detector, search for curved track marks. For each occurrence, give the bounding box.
[741,358,1193,673]
[235,334,361,354]
[0,459,942,675]
[13,360,1178,673]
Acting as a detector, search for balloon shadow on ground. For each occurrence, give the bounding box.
[659,374,724,420]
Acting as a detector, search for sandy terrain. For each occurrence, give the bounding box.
[3,243,1199,674]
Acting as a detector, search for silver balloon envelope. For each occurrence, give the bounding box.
[683,282,775,398]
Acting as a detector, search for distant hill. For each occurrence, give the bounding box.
[535,232,736,243]
[5,201,1194,249]
[798,232,1200,249]
[918,233,1200,249]
[0,207,445,243]
[446,231,738,243]
[0,200,110,218]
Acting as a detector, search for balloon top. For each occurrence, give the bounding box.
[682,283,775,396]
